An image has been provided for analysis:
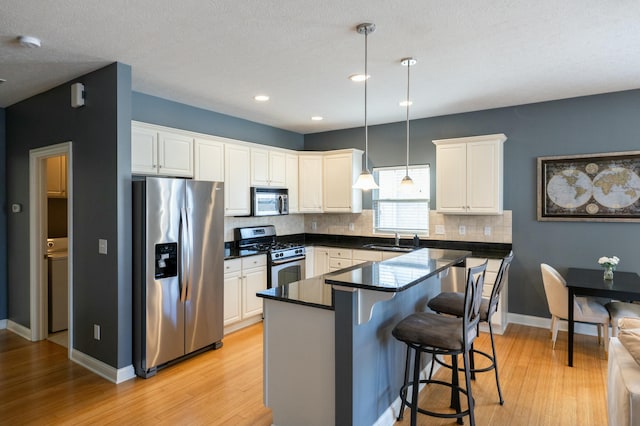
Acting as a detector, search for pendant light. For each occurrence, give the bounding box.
[400,57,416,188]
[352,23,379,191]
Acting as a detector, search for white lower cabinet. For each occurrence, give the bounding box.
[308,246,402,277]
[313,247,330,276]
[328,248,352,272]
[466,257,508,333]
[223,255,267,334]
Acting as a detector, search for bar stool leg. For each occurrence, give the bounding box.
[397,346,411,421]
[463,349,476,426]
[488,322,504,405]
[411,347,421,426]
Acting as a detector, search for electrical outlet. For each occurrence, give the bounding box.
[349,223,355,231]
[311,221,317,231]
[458,225,466,235]
[435,225,445,235]
[98,239,108,255]
[93,324,101,340]
[484,226,492,236]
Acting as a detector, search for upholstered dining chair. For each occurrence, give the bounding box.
[540,263,611,350]
[606,301,640,337]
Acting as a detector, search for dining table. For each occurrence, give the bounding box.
[565,267,640,367]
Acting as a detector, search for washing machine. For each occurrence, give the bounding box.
[47,238,68,333]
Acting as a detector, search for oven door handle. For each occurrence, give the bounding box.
[271,255,306,265]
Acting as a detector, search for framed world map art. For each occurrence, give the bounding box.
[537,150,640,222]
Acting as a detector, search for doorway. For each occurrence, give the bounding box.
[29,142,73,358]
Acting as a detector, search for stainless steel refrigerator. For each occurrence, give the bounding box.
[133,177,224,378]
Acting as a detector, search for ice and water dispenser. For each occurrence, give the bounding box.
[155,243,178,279]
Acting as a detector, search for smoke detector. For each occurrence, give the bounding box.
[17,35,41,48]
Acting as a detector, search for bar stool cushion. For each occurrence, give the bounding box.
[392,311,476,351]
[428,293,491,322]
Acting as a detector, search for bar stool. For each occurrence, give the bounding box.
[427,251,513,405]
[392,261,487,426]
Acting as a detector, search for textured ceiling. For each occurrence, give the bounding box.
[1,0,640,134]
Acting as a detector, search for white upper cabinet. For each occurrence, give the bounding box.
[298,154,324,213]
[286,153,299,213]
[433,133,507,214]
[47,155,67,198]
[224,144,251,216]
[194,137,224,182]
[251,148,286,187]
[131,122,194,177]
[323,149,363,213]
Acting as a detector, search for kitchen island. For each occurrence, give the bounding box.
[257,248,471,426]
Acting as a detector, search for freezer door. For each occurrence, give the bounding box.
[185,180,224,353]
[144,178,186,369]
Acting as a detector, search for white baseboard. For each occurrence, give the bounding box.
[508,313,602,337]
[0,319,7,329]
[70,349,136,384]
[224,315,263,336]
[7,320,32,340]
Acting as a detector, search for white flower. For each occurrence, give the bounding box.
[598,256,620,269]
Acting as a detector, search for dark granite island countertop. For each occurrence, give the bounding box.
[325,248,471,292]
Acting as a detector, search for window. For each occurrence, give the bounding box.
[372,165,430,234]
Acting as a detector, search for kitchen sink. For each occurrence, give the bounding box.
[362,244,416,252]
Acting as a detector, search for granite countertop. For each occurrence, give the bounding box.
[224,246,266,260]
[224,233,511,260]
[325,248,471,292]
[257,275,334,310]
[257,248,471,309]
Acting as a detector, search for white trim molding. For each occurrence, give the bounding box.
[508,313,601,337]
[70,349,136,384]
[0,319,7,329]
[7,320,32,340]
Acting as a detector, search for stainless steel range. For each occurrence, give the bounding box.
[235,225,305,288]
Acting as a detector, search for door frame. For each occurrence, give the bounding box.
[29,142,73,356]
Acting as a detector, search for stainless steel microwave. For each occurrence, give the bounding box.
[251,187,289,216]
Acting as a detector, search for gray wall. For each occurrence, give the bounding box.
[306,90,640,318]
[6,63,133,369]
[132,92,304,150]
[0,107,6,320]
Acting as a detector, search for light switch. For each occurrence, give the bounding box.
[484,226,492,236]
[93,324,101,340]
[435,225,445,235]
[458,225,466,235]
[98,239,108,255]
[349,223,355,231]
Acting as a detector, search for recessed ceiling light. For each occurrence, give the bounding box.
[254,95,269,102]
[349,74,370,82]
[17,35,41,48]
[399,100,413,107]
[311,116,323,121]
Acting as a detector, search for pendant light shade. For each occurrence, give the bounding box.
[400,57,416,188]
[353,23,379,191]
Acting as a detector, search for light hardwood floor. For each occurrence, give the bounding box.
[0,323,607,425]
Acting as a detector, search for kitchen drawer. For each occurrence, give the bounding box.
[328,248,352,259]
[224,258,242,274]
[329,258,352,270]
[242,254,266,269]
[352,249,383,262]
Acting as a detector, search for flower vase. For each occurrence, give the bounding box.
[604,266,614,281]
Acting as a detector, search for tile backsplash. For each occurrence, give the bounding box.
[224,209,512,244]
[303,210,512,244]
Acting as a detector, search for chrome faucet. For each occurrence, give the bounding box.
[394,232,400,246]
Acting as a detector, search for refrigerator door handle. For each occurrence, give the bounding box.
[184,207,192,302]
[180,207,189,302]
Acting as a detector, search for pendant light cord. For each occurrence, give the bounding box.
[364,28,369,173]
[405,60,410,177]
